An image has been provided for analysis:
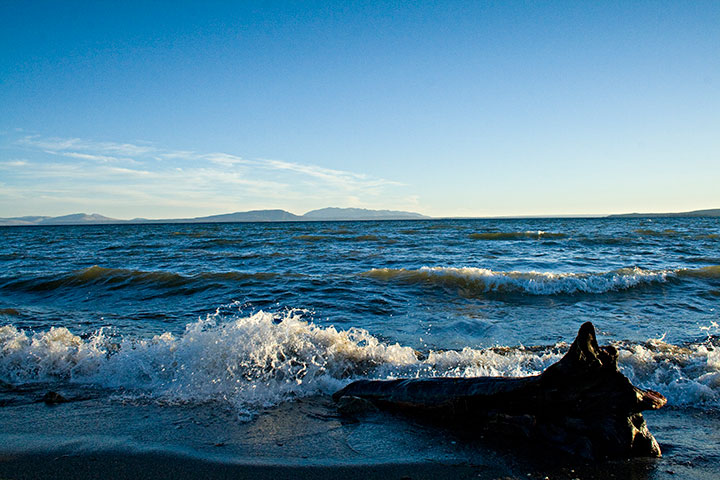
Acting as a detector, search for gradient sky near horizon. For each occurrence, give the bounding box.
[1,1,719,219]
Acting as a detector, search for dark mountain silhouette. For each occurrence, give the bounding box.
[0,208,428,225]
[608,208,720,218]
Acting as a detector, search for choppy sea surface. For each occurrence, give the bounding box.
[1,218,719,475]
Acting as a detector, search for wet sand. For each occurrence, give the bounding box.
[0,452,486,480]
[0,389,717,480]
[0,448,693,480]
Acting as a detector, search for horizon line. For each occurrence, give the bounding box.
[2,206,719,226]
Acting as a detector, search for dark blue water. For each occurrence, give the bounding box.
[2,218,718,346]
[1,218,719,474]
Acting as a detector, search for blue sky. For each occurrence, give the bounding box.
[1,1,719,218]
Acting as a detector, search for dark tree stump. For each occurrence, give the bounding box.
[333,322,666,460]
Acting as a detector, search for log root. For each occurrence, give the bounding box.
[333,322,666,460]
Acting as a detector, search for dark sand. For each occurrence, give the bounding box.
[0,389,716,480]
[0,449,687,480]
[0,447,682,480]
[0,452,485,480]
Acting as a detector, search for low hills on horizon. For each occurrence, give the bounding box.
[0,207,429,226]
[606,208,720,218]
[1,207,719,226]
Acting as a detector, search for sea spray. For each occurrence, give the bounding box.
[0,311,418,416]
[617,337,720,406]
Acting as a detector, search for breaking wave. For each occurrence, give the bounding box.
[0,311,557,417]
[363,266,666,295]
[617,336,720,408]
[362,266,720,296]
[1,312,717,416]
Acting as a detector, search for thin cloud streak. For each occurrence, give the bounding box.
[0,160,29,167]
[59,151,142,164]
[19,136,156,156]
[200,152,250,167]
[261,158,403,190]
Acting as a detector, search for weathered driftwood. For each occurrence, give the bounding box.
[333,322,666,460]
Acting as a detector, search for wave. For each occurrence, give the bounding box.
[0,312,428,417]
[195,238,247,248]
[295,234,386,242]
[633,229,720,241]
[634,228,683,237]
[678,265,720,279]
[567,232,717,246]
[469,231,567,240]
[5,264,716,298]
[575,236,637,246]
[170,231,219,238]
[363,265,720,295]
[1,313,717,416]
[362,266,686,295]
[0,266,286,294]
[320,228,354,235]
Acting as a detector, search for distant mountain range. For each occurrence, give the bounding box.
[607,208,720,218]
[0,207,429,226]
[2,207,718,226]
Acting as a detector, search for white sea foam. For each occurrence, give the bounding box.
[617,338,720,407]
[0,311,559,416]
[363,266,676,295]
[1,311,718,415]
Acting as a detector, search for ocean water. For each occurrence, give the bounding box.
[1,218,719,475]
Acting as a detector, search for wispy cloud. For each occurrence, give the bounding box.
[59,152,127,163]
[261,159,403,191]
[0,159,29,167]
[2,134,408,218]
[201,152,250,167]
[156,150,196,160]
[19,136,156,156]
[155,148,400,192]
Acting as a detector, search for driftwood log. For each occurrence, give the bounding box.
[333,322,666,460]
